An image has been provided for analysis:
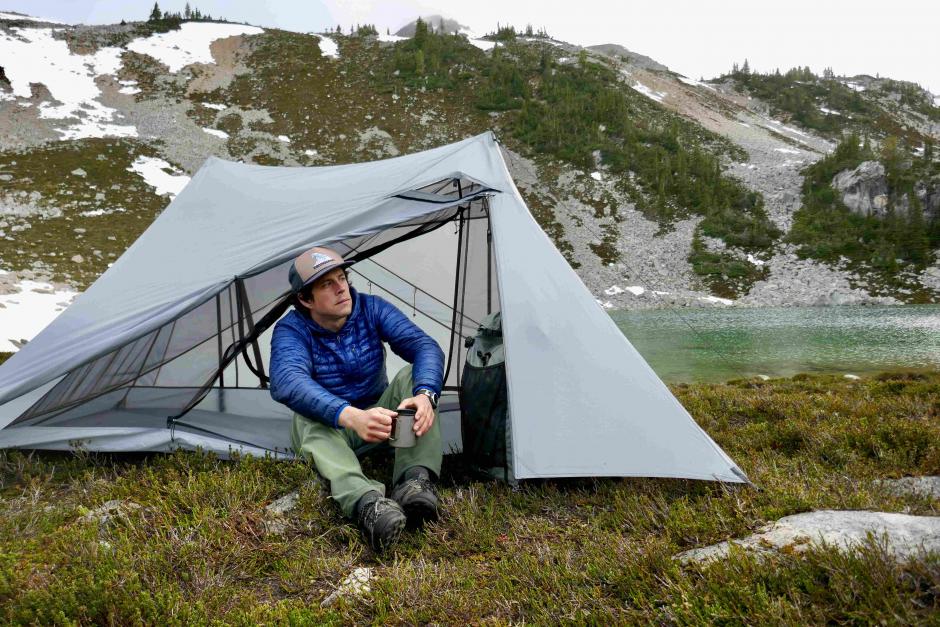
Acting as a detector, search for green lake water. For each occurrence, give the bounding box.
[612,305,940,383]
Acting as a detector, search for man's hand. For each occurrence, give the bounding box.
[398,394,435,437]
[338,406,397,443]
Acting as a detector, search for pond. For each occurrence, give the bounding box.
[611,305,940,383]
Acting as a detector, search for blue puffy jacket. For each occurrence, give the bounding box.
[269,287,445,428]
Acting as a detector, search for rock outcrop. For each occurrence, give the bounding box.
[676,510,940,564]
[832,162,940,221]
[832,161,889,217]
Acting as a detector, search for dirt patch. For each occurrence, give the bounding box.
[186,34,254,95]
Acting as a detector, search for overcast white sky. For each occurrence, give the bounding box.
[7,0,940,94]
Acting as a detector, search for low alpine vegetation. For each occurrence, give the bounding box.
[1,372,937,623]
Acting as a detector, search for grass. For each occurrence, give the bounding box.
[0,138,171,288]
[1,371,938,623]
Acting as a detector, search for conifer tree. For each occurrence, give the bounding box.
[149,2,161,21]
[184,2,191,19]
[414,17,428,47]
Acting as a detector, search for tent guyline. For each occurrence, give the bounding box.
[0,132,749,485]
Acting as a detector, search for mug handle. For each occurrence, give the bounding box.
[388,415,397,442]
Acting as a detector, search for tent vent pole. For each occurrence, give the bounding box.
[484,196,492,315]
[235,278,269,389]
[442,207,465,385]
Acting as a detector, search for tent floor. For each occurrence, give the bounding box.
[2,394,464,457]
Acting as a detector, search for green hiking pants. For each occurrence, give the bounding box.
[290,365,443,518]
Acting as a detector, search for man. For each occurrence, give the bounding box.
[269,246,445,552]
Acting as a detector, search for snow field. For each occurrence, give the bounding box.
[127,22,263,72]
[0,27,136,139]
[0,21,262,140]
[0,279,79,352]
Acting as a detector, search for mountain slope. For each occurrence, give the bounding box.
[0,12,938,345]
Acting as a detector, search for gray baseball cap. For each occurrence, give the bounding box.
[288,246,353,293]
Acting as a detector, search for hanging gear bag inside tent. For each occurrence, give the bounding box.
[459,312,512,480]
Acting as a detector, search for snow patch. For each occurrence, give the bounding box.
[590,171,602,181]
[0,27,137,139]
[819,106,841,116]
[624,285,646,296]
[0,280,79,352]
[677,75,715,91]
[595,299,614,309]
[468,39,497,51]
[746,254,765,267]
[304,149,318,156]
[277,135,290,143]
[202,127,229,139]
[604,285,624,295]
[118,85,141,95]
[774,147,801,154]
[0,11,60,23]
[316,35,339,59]
[201,102,227,110]
[844,373,861,380]
[631,82,665,103]
[126,156,190,199]
[378,33,407,42]
[763,119,809,138]
[699,295,734,306]
[127,22,263,73]
[79,207,125,217]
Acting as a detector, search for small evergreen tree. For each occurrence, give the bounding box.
[184,2,191,19]
[149,2,161,21]
[414,17,428,47]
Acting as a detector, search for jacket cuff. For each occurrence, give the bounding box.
[332,402,350,429]
[412,383,441,397]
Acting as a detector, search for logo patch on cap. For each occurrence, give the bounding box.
[311,252,334,268]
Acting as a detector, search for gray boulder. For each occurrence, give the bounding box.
[832,161,889,218]
[676,510,940,564]
[914,178,940,220]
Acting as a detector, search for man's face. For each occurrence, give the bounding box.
[300,267,352,321]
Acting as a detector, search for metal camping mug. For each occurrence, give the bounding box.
[389,408,417,448]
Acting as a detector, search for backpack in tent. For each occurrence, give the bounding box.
[459,312,513,482]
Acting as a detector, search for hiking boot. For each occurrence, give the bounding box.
[390,466,439,528]
[355,491,406,553]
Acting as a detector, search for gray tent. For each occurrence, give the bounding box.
[0,132,747,483]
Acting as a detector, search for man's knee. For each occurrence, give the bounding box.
[392,364,414,385]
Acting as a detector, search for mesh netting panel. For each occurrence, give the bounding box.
[11,195,499,433]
